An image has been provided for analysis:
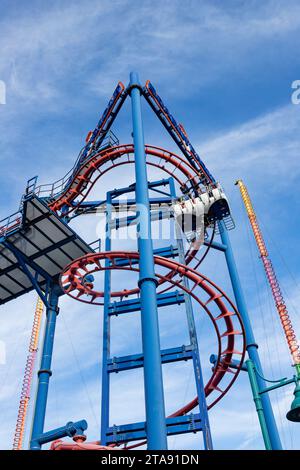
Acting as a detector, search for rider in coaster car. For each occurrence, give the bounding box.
[81,273,95,290]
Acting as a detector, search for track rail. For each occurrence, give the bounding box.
[44,144,204,215]
[60,251,246,412]
[7,78,245,450]
[42,142,245,448]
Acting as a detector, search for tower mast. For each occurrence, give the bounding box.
[236,180,300,377]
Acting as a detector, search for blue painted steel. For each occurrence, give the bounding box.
[31,420,87,448]
[143,81,215,184]
[210,353,247,372]
[112,207,171,230]
[130,71,167,450]
[113,212,152,229]
[108,290,185,316]
[100,192,113,446]
[76,83,125,168]
[169,177,213,450]
[30,283,60,450]
[100,184,201,446]
[204,239,227,252]
[114,245,178,268]
[3,239,53,284]
[110,178,172,197]
[107,345,193,373]
[74,196,172,211]
[3,241,51,308]
[152,245,178,259]
[219,222,282,450]
[106,413,202,444]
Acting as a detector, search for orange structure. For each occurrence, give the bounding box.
[236,179,300,373]
[13,297,44,450]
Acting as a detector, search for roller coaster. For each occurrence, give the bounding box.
[1,72,299,450]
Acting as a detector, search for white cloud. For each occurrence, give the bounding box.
[200,103,300,190]
[1,0,300,105]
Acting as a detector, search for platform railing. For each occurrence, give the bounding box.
[0,209,23,238]
[29,130,119,200]
[89,238,101,252]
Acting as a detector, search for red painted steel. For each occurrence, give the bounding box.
[13,297,44,450]
[48,145,203,214]
[236,180,300,366]
[60,251,246,412]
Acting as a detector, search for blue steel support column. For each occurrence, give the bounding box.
[129,71,167,450]
[100,192,112,445]
[219,222,282,450]
[169,177,213,449]
[31,420,88,449]
[30,283,60,450]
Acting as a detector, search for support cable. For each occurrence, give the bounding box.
[236,180,300,373]
[243,204,290,447]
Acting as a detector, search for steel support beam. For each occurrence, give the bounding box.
[169,176,212,450]
[219,221,282,450]
[114,245,178,268]
[108,290,184,316]
[130,71,167,450]
[30,283,61,450]
[31,420,87,448]
[107,345,193,373]
[100,192,113,445]
[106,413,202,444]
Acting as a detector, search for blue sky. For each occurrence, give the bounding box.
[0,0,300,450]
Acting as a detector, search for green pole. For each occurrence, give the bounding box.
[287,373,300,422]
[246,359,272,450]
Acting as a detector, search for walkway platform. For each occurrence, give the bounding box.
[0,195,93,304]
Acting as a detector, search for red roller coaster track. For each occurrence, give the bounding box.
[41,144,205,214]
[45,144,246,449]
[57,251,245,449]
[10,78,246,451]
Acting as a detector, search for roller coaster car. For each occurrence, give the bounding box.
[81,274,95,290]
[205,187,231,224]
[173,185,231,233]
[172,196,205,244]
[63,274,94,292]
